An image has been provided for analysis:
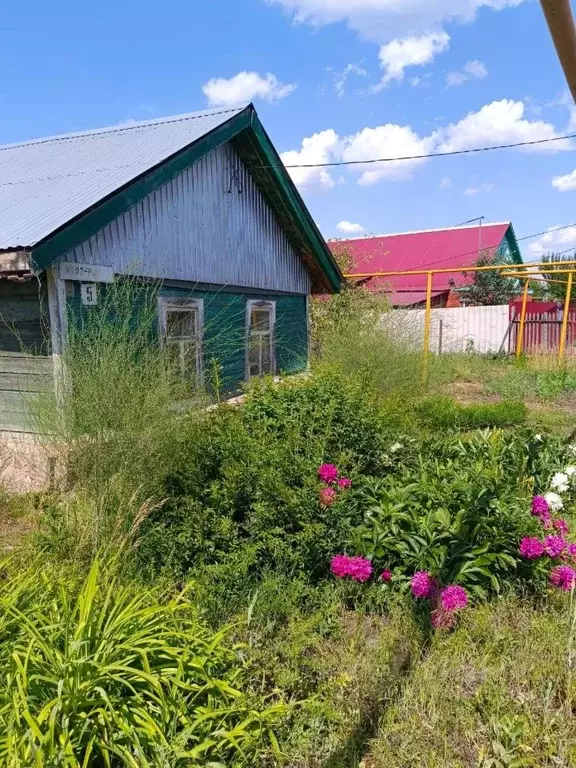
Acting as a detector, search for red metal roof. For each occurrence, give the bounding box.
[329,222,513,305]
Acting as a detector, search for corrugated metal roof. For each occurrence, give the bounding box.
[330,222,514,305]
[0,106,245,250]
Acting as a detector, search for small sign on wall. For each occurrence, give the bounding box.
[81,283,98,306]
[58,262,114,283]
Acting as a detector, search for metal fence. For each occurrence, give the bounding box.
[344,260,576,382]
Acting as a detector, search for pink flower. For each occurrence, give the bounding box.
[519,537,545,559]
[411,571,436,599]
[431,608,457,631]
[440,585,468,613]
[544,535,566,559]
[318,464,339,484]
[320,487,337,507]
[567,543,576,558]
[330,555,350,579]
[381,570,392,583]
[550,565,576,591]
[532,496,550,518]
[554,519,570,535]
[337,477,352,489]
[330,555,373,583]
[540,511,552,529]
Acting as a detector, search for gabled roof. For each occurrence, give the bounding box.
[329,222,521,304]
[0,106,342,292]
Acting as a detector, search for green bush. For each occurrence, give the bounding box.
[139,372,392,595]
[416,395,527,430]
[350,430,556,600]
[0,558,281,767]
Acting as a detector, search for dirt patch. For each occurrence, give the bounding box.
[446,381,502,406]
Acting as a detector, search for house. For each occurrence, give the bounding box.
[0,105,342,432]
[329,222,522,307]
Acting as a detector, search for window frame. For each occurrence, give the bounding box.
[158,297,204,385]
[245,299,276,379]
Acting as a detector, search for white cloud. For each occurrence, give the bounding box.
[446,59,488,87]
[528,226,576,257]
[439,176,452,189]
[267,0,525,44]
[337,220,365,234]
[281,129,340,191]
[333,63,368,97]
[202,71,296,107]
[376,33,449,88]
[341,123,435,184]
[552,169,576,191]
[463,182,495,195]
[437,99,575,153]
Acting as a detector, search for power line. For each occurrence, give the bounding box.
[283,132,576,169]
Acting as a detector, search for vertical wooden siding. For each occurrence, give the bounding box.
[61,143,312,295]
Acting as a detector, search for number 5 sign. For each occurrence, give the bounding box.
[81,283,98,306]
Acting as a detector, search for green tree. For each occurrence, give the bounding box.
[540,252,575,302]
[455,252,519,306]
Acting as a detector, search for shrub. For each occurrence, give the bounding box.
[139,371,391,592]
[415,395,527,430]
[349,430,557,600]
[0,557,281,766]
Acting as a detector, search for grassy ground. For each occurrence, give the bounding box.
[428,353,576,435]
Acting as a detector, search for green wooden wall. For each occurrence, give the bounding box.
[66,281,308,394]
[0,281,52,433]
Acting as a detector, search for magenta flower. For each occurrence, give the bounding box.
[318,464,339,484]
[532,496,550,518]
[540,511,552,529]
[381,570,392,583]
[337,477,352,489]
[330,554,373,583]
[550,565,576,591]
[519,537,545,559]
[330,555,351,579]
[544,534,566,558]
[440,585,468,613]
[347,556,373,583]
[554,519,570,535]
[411,571,436,599]
[319,487,337,507]
[568,543,576,558]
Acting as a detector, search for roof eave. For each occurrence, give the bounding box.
[28,105,342,294]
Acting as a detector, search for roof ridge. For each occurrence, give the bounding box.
[0,106,245,153]
[328,222,510,242]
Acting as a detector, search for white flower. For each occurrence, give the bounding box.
[545,492,564,512]
[568,445,576,456]
[565,465,576,478]
[389,442,403,453]
[551,472,570,493]
[534,434,543,442]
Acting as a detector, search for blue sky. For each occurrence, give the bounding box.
[2,0,576,258]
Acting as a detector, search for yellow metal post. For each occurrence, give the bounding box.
[422,271,433,386]
[516,280,530,358]
[558,271,574,361]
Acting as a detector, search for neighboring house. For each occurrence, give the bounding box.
[0,105,342,432]
[329,222,522,307]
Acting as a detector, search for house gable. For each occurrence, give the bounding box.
[56,142,311,295]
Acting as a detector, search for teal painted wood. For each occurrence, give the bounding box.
[65,280,308,394]
[160,285,308,391]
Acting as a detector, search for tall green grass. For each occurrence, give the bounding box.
[0,557,282,767]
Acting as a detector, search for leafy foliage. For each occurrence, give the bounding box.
[539,251,575,302]
[459,253,519,306]
[351,430,557,599]
[0,558,281,767]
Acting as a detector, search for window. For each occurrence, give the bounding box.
[159,298,203,384]
[246,300,276,378]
